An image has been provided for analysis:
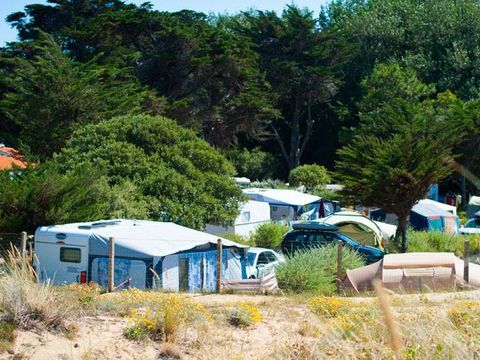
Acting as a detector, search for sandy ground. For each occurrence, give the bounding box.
[3,316,158,360]
[4,289,480,360]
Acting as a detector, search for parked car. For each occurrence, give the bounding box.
[460,217,480,235]
[280,222,384,264]
[246,247,284,279]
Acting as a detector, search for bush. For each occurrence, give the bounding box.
[391,230,480,255]
[276,245,365,294]
[226,302,263,328]
[219,232,254,246]
[308,296,355,318]
[226,147,277,181]
[288,164,331,191]
[123,294,211,342]
[251,222,289,249]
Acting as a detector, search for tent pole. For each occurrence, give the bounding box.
[337,240,343,294]
[108,237,115,292]
[216,239,222,293]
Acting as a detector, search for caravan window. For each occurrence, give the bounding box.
[60,247,81,263]
[241,211,251,222]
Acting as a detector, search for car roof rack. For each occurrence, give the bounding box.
[291,222,339,231]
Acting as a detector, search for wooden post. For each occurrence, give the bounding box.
[216,239,222,293]
[108,237,115,292]
[337,240,343,294]
[20,231,27,257]
[464,239,470,284]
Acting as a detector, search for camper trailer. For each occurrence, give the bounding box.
[34,220,247,292]
[242,188,335,221]
[205,200,271,237]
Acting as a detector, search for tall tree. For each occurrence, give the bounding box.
[238,6,350,170]
[0,33,155,158]
[336,64,464,252]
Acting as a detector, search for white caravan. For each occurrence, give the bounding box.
[205,200,271,238]
[34,220,247,291]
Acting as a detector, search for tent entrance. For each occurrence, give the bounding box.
[179,258,189,292]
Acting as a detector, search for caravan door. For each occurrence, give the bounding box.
[35,235,88,285]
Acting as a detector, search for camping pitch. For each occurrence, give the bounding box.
[34,220,248,292]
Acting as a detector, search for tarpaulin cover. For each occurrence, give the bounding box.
[345,252,480,292]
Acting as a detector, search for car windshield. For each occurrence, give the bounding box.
[465,219,480,228]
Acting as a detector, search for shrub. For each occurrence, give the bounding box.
[448,301,480,331]
[276,245,365,294]
[219,232,254,246]
[391,230,480,255]
[288,164,331,191]
[226,147,277,181]
[226,302,262,328]
[308,296,354,318]
[123,293,211,342]
[252,222,289,249]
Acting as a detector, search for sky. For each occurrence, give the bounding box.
[1,0,329,45]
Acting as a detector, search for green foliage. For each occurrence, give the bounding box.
[276,245,365,294]
[336,64,465,251]
[389,230,480,256]
[0,163,145,233]
[55,114,242,230]
[288,164,331,191]
[251,222,289,249]
[219,233,254,246]
[0,33,155,158]
[226,147,276,181]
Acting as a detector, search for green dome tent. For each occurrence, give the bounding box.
[317,211,392,250]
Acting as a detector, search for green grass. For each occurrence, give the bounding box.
[389,230,480,256]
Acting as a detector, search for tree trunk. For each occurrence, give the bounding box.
[398,216,408,253]
[288,97,301,171]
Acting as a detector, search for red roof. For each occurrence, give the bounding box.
[0,146,28,170]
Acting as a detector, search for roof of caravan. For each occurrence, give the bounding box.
[35,219,247,257]
[418,199,457,215]
[411,201,456,218]
[242,188,321,207]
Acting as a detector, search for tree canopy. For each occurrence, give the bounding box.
[336,64,465,251]
[55,114,243,229]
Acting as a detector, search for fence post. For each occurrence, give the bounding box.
[216,239,222,293]
[464,239,470,284]
[20,231,27,257]
[337,240,343,294]
[108,237,115,292]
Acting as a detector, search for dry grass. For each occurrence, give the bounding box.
[0,249,75,331]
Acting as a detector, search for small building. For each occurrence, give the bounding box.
[205,200,271,238]
[242,188,334,221]
[34,220,248,292]
[0,144,28,171]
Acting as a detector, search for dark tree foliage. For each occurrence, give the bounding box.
[0,33,156,158]
[236,6,351,171]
